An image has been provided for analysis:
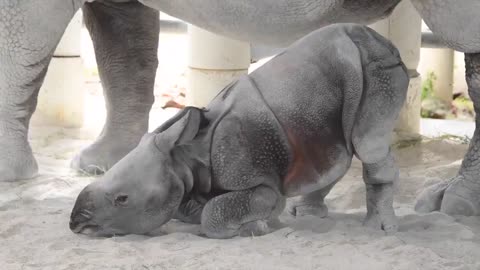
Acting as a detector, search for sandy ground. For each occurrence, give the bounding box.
[1,21,480,270]
[1,111,480,270]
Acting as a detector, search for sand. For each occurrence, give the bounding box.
[1,106,479,269]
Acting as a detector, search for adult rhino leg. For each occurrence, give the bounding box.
[416,53,480,216]
[0,0,82,181]
[71,1,159,174]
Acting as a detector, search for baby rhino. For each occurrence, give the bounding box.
[70,23,408,239]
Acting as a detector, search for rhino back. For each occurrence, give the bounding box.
[206,24,388,197]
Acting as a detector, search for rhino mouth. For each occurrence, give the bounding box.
[70,221,101,235]
[70,219,126,237]
[69,211,105,236]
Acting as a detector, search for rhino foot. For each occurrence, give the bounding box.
[442,177,480,216]
[286,187,333,218]
[362,183,398,234]
[71,136,140,175]
[414,177,456,213]
[286,200,329,218]
[363,212,398,234]
[415,175,480,216]
[174,199,204,224]
[0,137,38,182]
[239,220,271,237]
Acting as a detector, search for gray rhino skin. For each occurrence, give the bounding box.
[1,0,480,216]
[70,24,409,238]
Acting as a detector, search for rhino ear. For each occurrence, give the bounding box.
[155,106,205,147]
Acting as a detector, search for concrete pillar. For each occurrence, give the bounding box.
[453,51,468,97]
[369,0,422,135]
[418,48,454,103]
[187,25,251,107]
[37,11,84,128]
[418,21,454,104]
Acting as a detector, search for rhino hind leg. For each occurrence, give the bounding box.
[354,117,401,234]
[201,185,285,239]
[360,154,399,233]
[416,53,480,216]
[71,1,159,175]
[351,50,409,233]
[286,182,335,218]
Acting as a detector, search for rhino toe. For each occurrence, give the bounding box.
[287,200,329,218]
[239,220,271,237]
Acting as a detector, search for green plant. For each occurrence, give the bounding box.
[453,96,474,110]
[421,71,437,101]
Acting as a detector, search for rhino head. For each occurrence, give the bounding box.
[69,107,209,237]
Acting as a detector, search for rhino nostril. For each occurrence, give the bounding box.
[79,212,92,219]
[70,209,93,231]
[69,220,78,231]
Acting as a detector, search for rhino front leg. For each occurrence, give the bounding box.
[71,1,159,174]
[286,182,335,218]
[201,186,284,239]
[416,53,480,216]
[174,198,204,224]
[0,0,83,181]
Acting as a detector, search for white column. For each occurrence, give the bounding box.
[369,0,422,136]
[187,25,251,107]
[453,51,468,97]
[37,11,85,128]
[418,48,454,103]
[418,21,454,104]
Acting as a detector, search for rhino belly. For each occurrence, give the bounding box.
[283,143,352,197]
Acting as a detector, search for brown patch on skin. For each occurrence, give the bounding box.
[306,138,336,175]
[284,129,309,189]
[283,126,342,195]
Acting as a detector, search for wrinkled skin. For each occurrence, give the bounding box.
[1,0,479,216]
[70,132,185,236]
[71,97,210,236]
[71,24,409,238]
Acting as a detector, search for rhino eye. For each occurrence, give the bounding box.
[114,194,129,207]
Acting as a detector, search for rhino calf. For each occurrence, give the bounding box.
[70,23,409,239]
